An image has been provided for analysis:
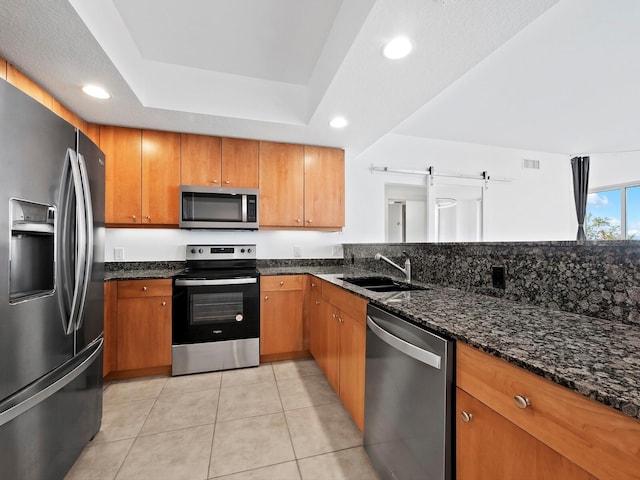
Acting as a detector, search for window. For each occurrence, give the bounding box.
[586,184,639,240]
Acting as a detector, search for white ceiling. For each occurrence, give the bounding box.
[3,0,635,159]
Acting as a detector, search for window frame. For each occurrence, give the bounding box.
[587,181,640,240]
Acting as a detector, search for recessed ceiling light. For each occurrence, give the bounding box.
[329,117,348,129]
[382,37,413,59]
[82,84,111,99]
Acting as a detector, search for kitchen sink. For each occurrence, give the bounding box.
[341,276,427,292]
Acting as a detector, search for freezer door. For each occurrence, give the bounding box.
[0,81,77,401]
[75,131,105,353]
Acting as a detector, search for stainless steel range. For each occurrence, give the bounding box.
[172,244,260,376]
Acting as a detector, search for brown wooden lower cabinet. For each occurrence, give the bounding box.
[456,388,596,480]
[315,280,368,431]
[103,279,172,379]
[260,275,305,361]
[457,342,640,480]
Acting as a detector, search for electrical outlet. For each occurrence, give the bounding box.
[332,245,343,257]
[492,266,505,289]
[114,247,125,261]
[293,245,302,258]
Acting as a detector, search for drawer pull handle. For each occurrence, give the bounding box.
[460,411,473,423]
[514,395,531,409]
[142,286,147,291]
[280,281,285,286]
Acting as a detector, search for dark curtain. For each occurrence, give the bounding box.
[571,156,590,243]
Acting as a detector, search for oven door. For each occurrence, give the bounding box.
[172,277,260,345]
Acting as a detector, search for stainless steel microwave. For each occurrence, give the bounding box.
[179,186,259,230]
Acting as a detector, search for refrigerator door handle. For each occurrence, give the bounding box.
[64,148,87,335]
[0,336,103,428]
[74,152,93,331]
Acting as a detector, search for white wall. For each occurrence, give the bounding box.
[105,135,577,261]
[104,228,346,261]
[589,152,640,188]
[348,134,576,243]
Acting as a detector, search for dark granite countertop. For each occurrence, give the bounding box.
[104,261,185,281]
[105,262,640,420]
[313,271,640,421]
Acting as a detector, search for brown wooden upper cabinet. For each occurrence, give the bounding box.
[101,126,180,226]
[181,135,259,188]
[304,146,345,229]
[101,126,142,225]
[259,141,304,227]
[259,143,345,230]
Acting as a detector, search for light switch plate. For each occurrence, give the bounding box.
[114,247,125,261]
[293,245,302,258]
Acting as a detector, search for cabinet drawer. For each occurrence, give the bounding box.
[117,279,172,298]
[322,281,367,325]
[261,275,304,291]
[457,342,640,480]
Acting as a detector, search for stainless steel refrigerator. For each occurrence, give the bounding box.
[0,79,104,479]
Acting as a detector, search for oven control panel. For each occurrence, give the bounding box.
[185,244,256,261]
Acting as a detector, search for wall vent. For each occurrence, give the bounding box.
[522,158,541,170]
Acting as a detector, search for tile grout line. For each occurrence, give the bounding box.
[110,376,169,480]
[273,368,306,480]
[206,372,224,480]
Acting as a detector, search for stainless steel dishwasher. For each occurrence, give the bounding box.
[364,304,454,480]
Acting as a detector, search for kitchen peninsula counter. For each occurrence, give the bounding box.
[106,261,640,420]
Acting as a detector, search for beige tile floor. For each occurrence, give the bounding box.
[65,359,380,480]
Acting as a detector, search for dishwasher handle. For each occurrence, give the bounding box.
[367,315,442,370]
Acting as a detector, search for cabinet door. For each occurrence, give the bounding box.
[324,304,341,394]
[100,126,142,224]
[103,281,117,377]
[141,130,181,225]
[456,389,596,480]
[308,280,324,357]
[339,310,366,431]
[457,388,536,480]
[260,289,303,356]
[116,296,172,371]
[181,133,221,186]
[221,137,259,188]
[258,141,304,227]
[304,146,344,228]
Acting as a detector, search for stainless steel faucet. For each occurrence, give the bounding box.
[374,252,411,282]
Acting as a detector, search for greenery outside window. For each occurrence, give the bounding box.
[586,184,639,240]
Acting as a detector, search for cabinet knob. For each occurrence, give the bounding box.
[225,180,230,184]
[514,395,531,409]
[212,179,219,183]
[296,218,301,223]
[142,286,147,291]
[331,313,337,319]
[315,300,321,305]
[311,283,317,287]
[264,295,269,300]
[132,215,136,220]
[161,301,166,306]
[280,281,285,286]
[307,219,312,223]
[145,215,151,221]
[460,411,473,423]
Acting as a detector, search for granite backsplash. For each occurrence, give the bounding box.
[343,242,640,326]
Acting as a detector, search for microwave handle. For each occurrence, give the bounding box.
[242,195,247,222]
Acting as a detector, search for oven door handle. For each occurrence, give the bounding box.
[174,278,258,286]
